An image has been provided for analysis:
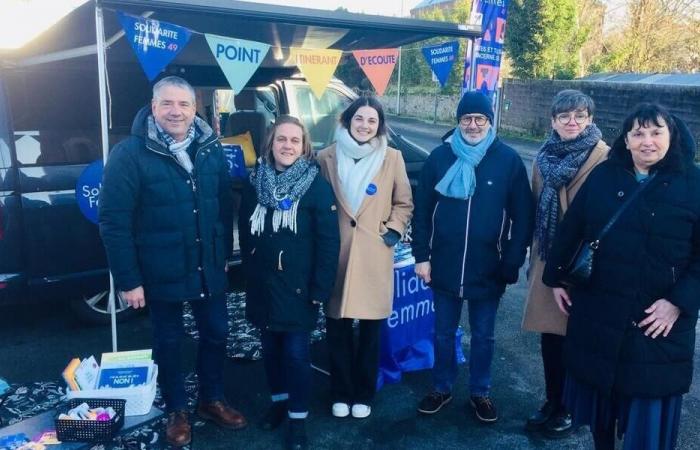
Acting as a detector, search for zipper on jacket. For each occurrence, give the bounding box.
[459,198,472,298]
[497,209,506,260]
[146,144,197,189]
[429,201,440,249]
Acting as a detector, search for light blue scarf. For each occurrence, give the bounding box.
[435,127,495,199]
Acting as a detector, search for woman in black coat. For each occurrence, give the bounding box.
[543,104,700,450]
[238,115,340,450]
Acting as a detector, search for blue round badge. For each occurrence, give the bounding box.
[278,198,293,210]
[366,183,378,196]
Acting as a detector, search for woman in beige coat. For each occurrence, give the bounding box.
[522,90,609,438]
[317,96,413,419]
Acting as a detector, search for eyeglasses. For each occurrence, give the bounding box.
[555,112,589,125]
[459,115,488,126]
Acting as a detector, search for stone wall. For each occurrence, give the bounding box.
[500,79,700,155]
[379,93,461,124]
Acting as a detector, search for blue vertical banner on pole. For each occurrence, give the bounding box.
[462,0,510,97]
[118,12,192,81]
[421,41,459,88]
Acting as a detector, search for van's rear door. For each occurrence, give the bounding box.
[6,67,108,285]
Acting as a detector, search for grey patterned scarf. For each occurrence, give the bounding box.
[249,158,318,235]
[535,124,602,260]
[149,116,198,173]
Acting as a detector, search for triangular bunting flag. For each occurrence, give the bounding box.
[205,34,271,94]
[421,41,459,88]
[352,49,399,96]
[118,12,192,81]
[290,48,343,99]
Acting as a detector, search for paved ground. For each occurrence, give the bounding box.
[1,117,700,448]
[387,114,541,163]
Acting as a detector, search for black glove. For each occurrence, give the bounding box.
[500,263,520,285]
[381,229,401,247]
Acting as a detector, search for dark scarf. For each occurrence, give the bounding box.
[535,124,602,260]
[249,158,318,235]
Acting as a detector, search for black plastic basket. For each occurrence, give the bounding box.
[55,398,125,442]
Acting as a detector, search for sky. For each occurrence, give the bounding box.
[0,0,423,49]
[0,0,629,50]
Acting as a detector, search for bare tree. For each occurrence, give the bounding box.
[601,0,700,72]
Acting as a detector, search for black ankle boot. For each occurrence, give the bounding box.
[525,401,557,431]
[259,401,287,430]
[543,410,574,439]
[286,418,308,450]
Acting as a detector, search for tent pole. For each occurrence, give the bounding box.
[95,3,118,352]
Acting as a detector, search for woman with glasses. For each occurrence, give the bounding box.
[542,104,700,450]
[522,90,609,438]
[316,95,413,419]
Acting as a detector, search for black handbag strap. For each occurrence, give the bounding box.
[591,172,657,248]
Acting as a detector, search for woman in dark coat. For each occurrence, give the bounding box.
[543,103,700,450]
[239,115,340,450]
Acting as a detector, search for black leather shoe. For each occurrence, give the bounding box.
[260,401,287,430]
[525,401,557,431]
[543,411,574,439]
[286,418,308,450]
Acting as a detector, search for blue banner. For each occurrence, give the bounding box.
[118,12,192,81]
[462,0,510,97]
[377,264,465,389]
[421,41,459,88]
[222,144,247,179]
[76,160,103,225]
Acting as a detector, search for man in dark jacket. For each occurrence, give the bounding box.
[99,76,246,447]
[413,91,534,423]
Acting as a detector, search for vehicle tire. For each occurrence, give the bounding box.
[70,289,144,325]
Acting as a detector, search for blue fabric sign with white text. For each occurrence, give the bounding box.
[76,160,103,225]
[421,41,459,88]
[377,264,465,389]
[222,144,247,179]
[118,12,192,81]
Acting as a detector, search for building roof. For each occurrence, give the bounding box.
[579,72,700,86]
[412,0,455,11]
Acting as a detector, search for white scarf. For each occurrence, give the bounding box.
[335,127,387,215]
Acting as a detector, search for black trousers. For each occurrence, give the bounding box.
[325,317,382,405]
[541,333,566,407]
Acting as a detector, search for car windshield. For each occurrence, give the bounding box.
[287,84,351,150]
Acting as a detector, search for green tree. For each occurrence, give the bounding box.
[506,0,583,79]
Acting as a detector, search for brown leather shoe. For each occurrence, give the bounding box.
[197,400,248,430]
[166,411,191,447]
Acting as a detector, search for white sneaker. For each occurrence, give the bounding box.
[332,402,350,417]
[351,404,371,418]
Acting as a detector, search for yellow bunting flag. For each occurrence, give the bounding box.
[291,48,343,99]
[352,49,399,96]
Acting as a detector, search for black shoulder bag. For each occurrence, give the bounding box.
[562,173,656,287]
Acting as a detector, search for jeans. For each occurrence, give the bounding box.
[326,317,382,405]
[260,330,311,417]
[432,291,499,396]
[148,293,228,413]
